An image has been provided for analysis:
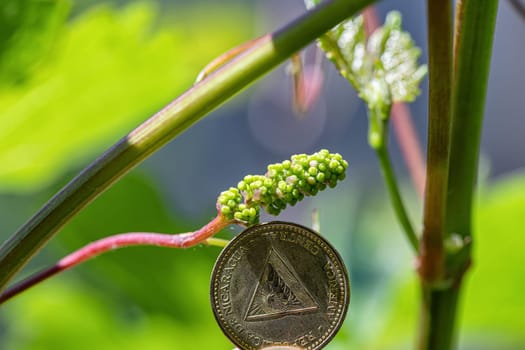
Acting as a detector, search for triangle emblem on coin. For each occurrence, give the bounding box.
[245,248,319,321]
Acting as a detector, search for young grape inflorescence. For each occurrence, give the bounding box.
[217,149,348,225]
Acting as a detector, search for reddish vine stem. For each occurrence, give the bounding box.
[419,0,452,285]
[195,35,266,83]
[0,214,231,304]
[391,102,426,198]
[290,48,325,115]
[362,6,426,199]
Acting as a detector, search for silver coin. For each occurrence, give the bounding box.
[210,221,350,350]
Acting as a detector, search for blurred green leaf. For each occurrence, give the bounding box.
[2,171,232,349]
[0,1,250,192]
[2,279,230,350]
[461,173,525,347]
[350,172,525,349]
[0,0,70,87]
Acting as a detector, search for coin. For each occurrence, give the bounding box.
[210,221,350,350]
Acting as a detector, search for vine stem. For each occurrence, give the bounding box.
[447,0,499,266]
[0,214,231,304]
[361,6,420,253]
[290,48,325,115]
[416,0,453,348]
[419,0,452,285]
[362,7,426,199]
[0,0,376,292]
[391,103,427,199]
[195,35,265,83]
[374,125,419,253]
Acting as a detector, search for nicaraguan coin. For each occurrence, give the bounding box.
[210,221,350,350]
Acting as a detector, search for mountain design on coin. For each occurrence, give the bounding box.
[245,248,319,321]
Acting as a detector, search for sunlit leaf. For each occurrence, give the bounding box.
[0,2,249,192]
[461,173,525,346]
[0,0,70,87]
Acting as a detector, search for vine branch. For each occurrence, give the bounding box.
[374,133,419,252]
[390,102,427,199]
[447,0,499,263]
[0,215,231,303]
[419,0,453,285]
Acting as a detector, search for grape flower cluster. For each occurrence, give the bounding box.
[217,149,348,225]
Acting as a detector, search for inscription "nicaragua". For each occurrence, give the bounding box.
[219,246,248,316]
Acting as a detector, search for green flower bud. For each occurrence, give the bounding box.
[329,159,339,170]
[307,176,316,185]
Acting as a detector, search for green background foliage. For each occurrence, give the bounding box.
[1,173,230,350]
[0,0,249,191]
[0,1,524,349]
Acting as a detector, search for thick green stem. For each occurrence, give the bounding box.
[447,0,498,273]
[418,1,498,350]
[374,123,419,253]
[418,284,461,350]
[0,0,377,291]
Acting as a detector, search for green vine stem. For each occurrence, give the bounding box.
[446,0,499,275]
[368,111,419,253]
[0,0,374,292]
[204,237,230,248]
[373,124,419,253]
[418,286,461,350]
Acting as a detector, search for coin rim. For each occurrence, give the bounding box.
[210,221,350,350]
